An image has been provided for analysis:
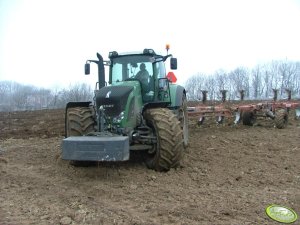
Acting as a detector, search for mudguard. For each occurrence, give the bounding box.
[169,84,186,108]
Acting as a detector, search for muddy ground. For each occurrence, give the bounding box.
[0,108,299,225]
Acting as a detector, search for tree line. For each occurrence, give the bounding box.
[0,81,93,112]
[185,60,300,101]
[1,59,299,111]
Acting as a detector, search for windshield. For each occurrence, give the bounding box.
[110,54,167,103]
[110,55,154,83]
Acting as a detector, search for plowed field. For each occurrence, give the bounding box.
[0,109,299,225]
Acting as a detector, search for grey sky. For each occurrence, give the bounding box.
[0,0,300,88]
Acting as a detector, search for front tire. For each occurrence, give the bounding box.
[65,106,96,166]
[66,107,96,136]
[144,108,184,171]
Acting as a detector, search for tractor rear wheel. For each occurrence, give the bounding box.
[274,110,288,129]
[242,111,256,126]
[144,108,184,171]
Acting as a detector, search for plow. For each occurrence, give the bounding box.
[188,89,300,128]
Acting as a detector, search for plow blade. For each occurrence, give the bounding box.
[295,108,300,119]
[234,111,241,124]
[62,136,129,161]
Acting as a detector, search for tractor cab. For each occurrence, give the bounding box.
[108,49,177,103]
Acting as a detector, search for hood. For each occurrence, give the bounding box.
[96,86,133,117]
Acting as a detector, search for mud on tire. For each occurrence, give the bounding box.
[65,107,96,166]
[66,107,96,137]
[144,108,184,172]
[275,110,288,129]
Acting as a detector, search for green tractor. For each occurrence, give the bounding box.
[62,48,188,171]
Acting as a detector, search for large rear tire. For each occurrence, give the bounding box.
[144,108,184,171]
[274,110,288,129]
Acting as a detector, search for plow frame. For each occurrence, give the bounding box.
[188,89,300,128]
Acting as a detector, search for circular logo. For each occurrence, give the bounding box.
[266,205,298,223]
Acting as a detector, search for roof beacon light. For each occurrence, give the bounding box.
[166,44,170,54]
[166,44,170,51]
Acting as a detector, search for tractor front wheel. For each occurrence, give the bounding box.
[66,107,96,137]
[65,106,96,166]
[144,108,184,172]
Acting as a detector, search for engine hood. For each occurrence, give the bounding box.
[96,86,133,117]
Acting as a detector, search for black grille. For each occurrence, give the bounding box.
[96,86,133,117]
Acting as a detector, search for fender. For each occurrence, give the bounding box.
[169,84,186,108]
[142,102,169,114]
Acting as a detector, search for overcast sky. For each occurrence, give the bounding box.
[0,0,300,89]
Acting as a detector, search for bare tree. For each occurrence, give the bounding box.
[228,67,250,100]
[294,62,300,97]
[204,77,216,101]
[268,61,281,98]
[278,60,298,96]
[0,81,13,111]
[251,65,263,99]
[214,70,229,100]
[185,74,206,100]
[55,83,93,108]
[11,83,32,110]
[0,81,93,111]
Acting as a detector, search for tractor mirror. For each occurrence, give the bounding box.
[85,63,90,75]
[170,58,177,70]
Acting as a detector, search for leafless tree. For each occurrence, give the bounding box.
[0,81,93,111]
[214,70,229,100]
[251,65,263,99]
[278,60,297,96]
[204,77,216,101]
[228,67,250,100]
[54,83,93,108]
[185,74,206,100]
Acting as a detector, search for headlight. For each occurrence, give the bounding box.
[113,111,125,124]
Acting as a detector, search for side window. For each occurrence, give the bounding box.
[111,63,123,83]
[136,62,153,76]
[154,61,166,78]
[128,63,138,78]
[145,63,153,76]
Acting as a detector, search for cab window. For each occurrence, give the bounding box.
[154,61,166,79]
